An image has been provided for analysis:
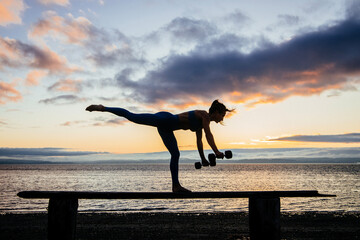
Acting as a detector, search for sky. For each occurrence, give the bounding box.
[1,0,360,158]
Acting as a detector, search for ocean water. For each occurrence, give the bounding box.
[0,164,359,213]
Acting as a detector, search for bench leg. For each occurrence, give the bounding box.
[48,198,78,240]
[249,197,280,240]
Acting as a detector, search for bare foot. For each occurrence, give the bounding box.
[172,185,192,193]
[86,104,105,112]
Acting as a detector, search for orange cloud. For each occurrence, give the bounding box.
[0,36,81,105]
[0,36,79,74]
[224,63,350,108]
[0,37,22,67]
[31,45,79,74]
[48,79,82,92]
[0,0,25,26]
[37,0,69,6]
[0,80,22,104]
[60,120,84,126]
[25,70,48,86]
[29,11,92,45]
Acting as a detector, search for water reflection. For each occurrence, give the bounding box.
[0,164,359,213]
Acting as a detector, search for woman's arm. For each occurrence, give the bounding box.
[196,130,207,162]
[200,112,224,158]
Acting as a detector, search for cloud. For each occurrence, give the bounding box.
[115,18,360,106]
[60,120,85,126]
[0,36,80,104]
[36,45,78,73]
[91,117,127,127]
[48,79,82,92]
[192,33,251,56]
[0,0,26,26]
[0,36,78,74]
[223,9,250,24]
[0,80,22,104]
[29,11,92,45]
[228,147,360,161]
[277,14,300,26]
[29,11,142,68]
[164,17,217,43]
[1,147,358,163]
[85,28,145,67]
[88,41,141,67]
[346,0,360,21]
[147,17,218,45]
[39,94,88,105]
[0,147,106,157]
[306,147,360,157]
[37,0,69,7]
[220,9,251,30]
[25,69,48,86]
[270,133,360,143]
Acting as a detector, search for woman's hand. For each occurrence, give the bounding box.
[215,151,224,159]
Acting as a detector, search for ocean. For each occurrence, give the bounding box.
[1,164,359,213]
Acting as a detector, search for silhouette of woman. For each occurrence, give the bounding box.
[86,100,233,192]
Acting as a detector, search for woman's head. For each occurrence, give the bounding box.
[209,100,232,114]
[209,100,234,123]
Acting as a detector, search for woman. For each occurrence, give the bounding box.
[86,100,233,193]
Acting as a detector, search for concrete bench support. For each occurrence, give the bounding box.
[18,190,335,240]
[48,198,78,240]
[249,197,280,240]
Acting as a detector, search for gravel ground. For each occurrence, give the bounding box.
[1,211,359,240]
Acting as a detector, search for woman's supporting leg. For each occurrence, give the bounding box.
[157,128,191,192]
[157,128,180,185]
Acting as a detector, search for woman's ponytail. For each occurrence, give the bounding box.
[209,100,234,114]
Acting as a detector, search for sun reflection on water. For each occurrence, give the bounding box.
[0,164,359,213]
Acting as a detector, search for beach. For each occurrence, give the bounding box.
[2,164,359,239]
[1,211,359,239]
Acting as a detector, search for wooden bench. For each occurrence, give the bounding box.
[18,190,335,240]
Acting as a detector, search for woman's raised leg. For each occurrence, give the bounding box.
[86,105,160,127]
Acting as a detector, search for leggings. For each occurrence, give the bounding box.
[105,107,181,185]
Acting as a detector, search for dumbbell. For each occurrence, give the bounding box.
[225,150,233,159]
[194,154,213,169]
[194,150,233,169]
[194,162,202,169]
[208,153,217,166]
[208,150,232,165]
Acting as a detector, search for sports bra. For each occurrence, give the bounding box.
[188,111,202,132]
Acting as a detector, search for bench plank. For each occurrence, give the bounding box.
[17,190,335,240]
[17,190,335,199]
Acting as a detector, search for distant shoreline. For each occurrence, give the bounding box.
[1,158,359,164]
[1,147,359,164]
